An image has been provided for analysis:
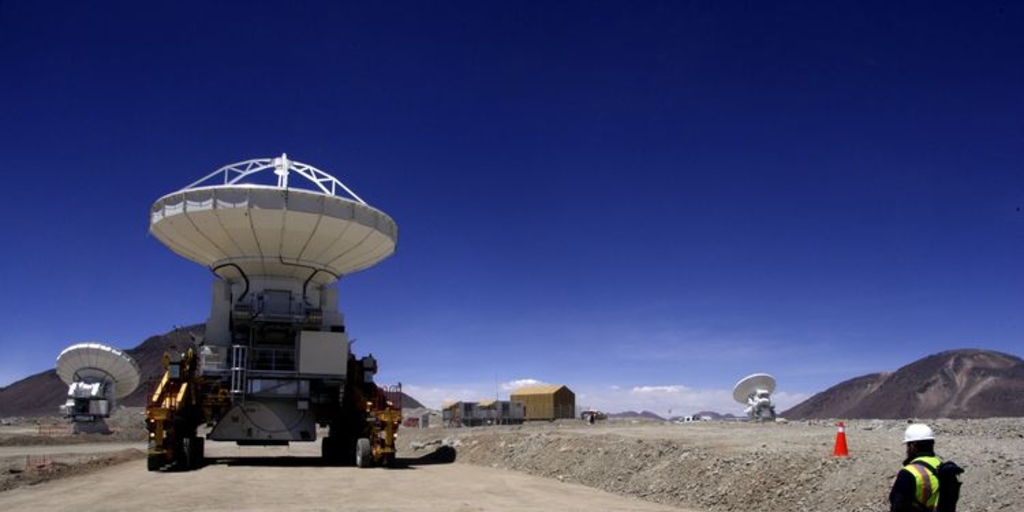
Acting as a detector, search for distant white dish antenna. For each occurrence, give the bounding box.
[733,373,777,422]
[149,154,397,286]
[56,343,141,425]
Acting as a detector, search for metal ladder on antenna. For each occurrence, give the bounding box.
[230,345,247,396]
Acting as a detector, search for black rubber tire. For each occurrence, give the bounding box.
[147,454,164,472]
[191,437,205,469]
[340,437,356,466]
[177,437,192,472]
[355,438,372,468]
[321,436,336,460]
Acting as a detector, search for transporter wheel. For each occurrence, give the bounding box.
[146,454,165,472]
[355,438,372,468]
[177,436,193,472]
[321,436,336,460]
[322,436,352,464]
[191,437,205,469]
[342,438,356,465]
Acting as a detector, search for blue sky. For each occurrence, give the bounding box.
[1,2,1021,416]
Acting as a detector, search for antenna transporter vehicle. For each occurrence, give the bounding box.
[57,342,141,433]
[733,373,777,421]
[145,155,402,471]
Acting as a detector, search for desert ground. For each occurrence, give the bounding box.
[1,412,1021,512]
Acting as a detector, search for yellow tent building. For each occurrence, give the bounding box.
[510,385,575,420]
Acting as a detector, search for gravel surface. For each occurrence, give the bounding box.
[2,416,1020,511]
[400,417,1024,512]
[0,432,696,512]
[0,449,144,492]
[0,409,147,492]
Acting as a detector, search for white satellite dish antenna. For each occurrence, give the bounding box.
[733,373,777,421]
[149,154,397,287]
[56,343,141,430]
[143,155,400,459]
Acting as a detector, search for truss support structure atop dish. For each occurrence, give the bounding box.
[181,153,368,203]
[150,154,398,290]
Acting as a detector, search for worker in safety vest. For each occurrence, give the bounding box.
[889,423,942,512]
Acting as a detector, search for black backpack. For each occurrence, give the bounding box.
[916,460,965,512]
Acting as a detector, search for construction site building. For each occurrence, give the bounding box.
[442,400,525,427]
[510,385,575,421]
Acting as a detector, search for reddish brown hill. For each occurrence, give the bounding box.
[783,349,1024,419]
[0,326,203,418]
[0,371,66,418]
[120,325,205,407]
[0,324,423,417]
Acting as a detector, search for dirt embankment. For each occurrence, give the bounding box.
[2,416,1020,512]
[0,408,147,492]
[0,449,144,492]
[400,418,1024,512]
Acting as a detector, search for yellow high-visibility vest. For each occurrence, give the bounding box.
[904,455,941,510]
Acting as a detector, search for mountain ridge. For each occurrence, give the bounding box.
[782,349,1024,419]
[0,324,424,417]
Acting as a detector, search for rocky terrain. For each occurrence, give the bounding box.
[2,332,1022,510]
[0,407,146,492]
[400,418,1023,512]
[783,349,1024,419]
[1,413,1021,511]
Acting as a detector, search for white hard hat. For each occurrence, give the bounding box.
[903,423,935,443]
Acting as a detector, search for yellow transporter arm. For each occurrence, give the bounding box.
[151,373,169,405]
[175,382,189,407]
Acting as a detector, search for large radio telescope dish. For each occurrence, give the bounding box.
[56,343,141,399]
[733,373,777,421]
[732,373,776,404]
[149,154,398,286]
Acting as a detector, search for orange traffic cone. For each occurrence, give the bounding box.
[833,421,849,457]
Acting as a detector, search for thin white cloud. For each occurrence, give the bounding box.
[401,384,493,409]
[632,385,690,394]
[769,391,812,412]
[500,378,549,392]
[400,380,810,419]
[585,384,811,417]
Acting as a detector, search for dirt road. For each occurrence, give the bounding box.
[2,418,1020,511]
[0,440,698,512]
[0,442,143,458]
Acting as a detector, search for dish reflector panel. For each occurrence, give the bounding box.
[56,343,141,399]
[149,156,397,285]
[732,373,776,404]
